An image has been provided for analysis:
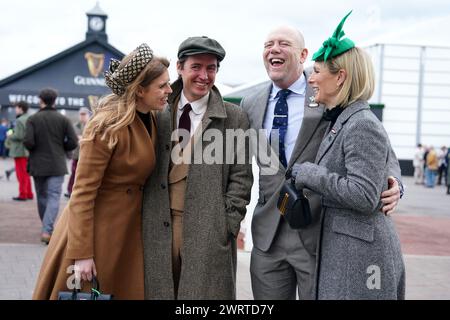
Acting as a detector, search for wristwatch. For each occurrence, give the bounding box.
[394,177,405,199]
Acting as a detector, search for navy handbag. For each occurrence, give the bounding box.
[58,276,113,300]
[277,178,312,229]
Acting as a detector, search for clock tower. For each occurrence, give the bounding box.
[86,2,108,41]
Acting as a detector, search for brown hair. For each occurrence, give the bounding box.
[83,55,169,148]
[15,101,29,113]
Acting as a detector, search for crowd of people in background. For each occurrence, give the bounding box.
[414,143,450,194]
[0,90,79,245]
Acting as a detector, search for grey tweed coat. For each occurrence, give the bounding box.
[295,100,405,300]
[141,79,253,299]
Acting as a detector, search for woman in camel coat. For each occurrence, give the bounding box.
[33,43,172,300]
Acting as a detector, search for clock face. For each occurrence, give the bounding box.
[89,17,104,32]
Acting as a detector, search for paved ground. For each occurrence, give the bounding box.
[1,157,450,299]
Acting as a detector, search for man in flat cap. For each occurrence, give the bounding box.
[142,36,253,299]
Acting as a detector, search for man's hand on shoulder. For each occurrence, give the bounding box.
[380,176,403,215]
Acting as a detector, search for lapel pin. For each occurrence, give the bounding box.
[308,96,318,108]
[331,128,337,134]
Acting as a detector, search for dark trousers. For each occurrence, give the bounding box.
[0,140,6,157]
[67,160,78,195]
[437,164,447,185]
[14,157,33,199]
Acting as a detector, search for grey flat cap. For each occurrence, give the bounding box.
[178,36,226,61]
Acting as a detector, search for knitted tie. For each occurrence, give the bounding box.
[271,89,291,168]
[178,103,192,145]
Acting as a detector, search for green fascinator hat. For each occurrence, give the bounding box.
[312,10,355,62]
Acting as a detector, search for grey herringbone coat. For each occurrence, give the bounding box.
[141,79,253,299]
[295,100,405,299]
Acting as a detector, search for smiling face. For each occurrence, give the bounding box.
[177,54,218,102]
[263,26,308,89]
[308,61,342,107]
[136,69,172,112]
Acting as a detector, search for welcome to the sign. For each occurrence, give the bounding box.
[8,94,87,107]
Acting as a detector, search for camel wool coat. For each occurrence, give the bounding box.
[33,115,156,300]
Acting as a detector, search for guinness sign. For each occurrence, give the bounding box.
[74,52,107,87]
[84,52,105,77]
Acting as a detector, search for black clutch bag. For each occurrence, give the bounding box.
[58,276,113,300]
[277,178,312,229]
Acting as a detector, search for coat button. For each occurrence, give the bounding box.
[126,188,132,194]
[165,144,170,150]
[163,221,170,227]
[161,184,166,189]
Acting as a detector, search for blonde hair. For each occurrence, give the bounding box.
[325,47,375,107]
[83,54,169,148]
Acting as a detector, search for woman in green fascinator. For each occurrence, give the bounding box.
[291,11,405,299]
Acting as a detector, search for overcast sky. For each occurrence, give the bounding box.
[1,0,449,86]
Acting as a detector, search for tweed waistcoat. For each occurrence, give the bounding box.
[169,98,189,214]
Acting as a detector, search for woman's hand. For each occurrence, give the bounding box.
[291,163,307,189]
[74,258,97,282]
[380,176,401,215]
[291,163,302,180]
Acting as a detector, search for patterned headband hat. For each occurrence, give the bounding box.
[104,43,153,96]
[312,11,355,62]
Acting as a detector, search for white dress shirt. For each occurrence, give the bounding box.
[263,74,307,164]
[177,91,209,137]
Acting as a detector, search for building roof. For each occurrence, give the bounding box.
[0,36,124,110]
[0,37,122,88]
[86,2,107,16]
